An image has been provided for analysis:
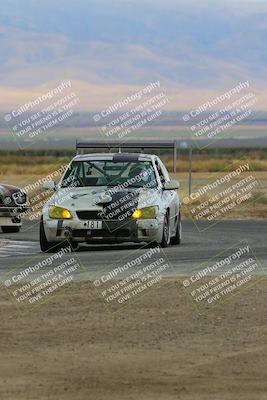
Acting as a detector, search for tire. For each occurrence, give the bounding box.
[71,242,79,251]
[40,217,78,253]
[170,212,182,245]
[40,217,59,253]
[1,226,20,233]
[161,212,171,248]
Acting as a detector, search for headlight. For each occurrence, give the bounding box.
[132,206,159,219]
[49,206,73,219]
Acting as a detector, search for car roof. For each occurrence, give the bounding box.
[73,153,156,162]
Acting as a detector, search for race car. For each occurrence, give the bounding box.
[40,152,181,252]
[0,183,27,233]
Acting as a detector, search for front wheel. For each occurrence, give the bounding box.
[40,217,78,253]
[161,212,171,248]
[1,226,20,233]
[170,212,182,245]
[40,217,57,252]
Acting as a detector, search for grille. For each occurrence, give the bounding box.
[76,210,103,220]
[76,210,130,221]
[72,229,130,238]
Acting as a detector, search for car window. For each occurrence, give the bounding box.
[158,159,170,182]
[61,160,157,188]
[155,161,166,185]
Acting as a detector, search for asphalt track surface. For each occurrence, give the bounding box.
[0,219,266,278]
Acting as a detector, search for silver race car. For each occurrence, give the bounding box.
[40,151,181,252]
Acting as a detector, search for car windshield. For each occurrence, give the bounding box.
[61,160,157,189]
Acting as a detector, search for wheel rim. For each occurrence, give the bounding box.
[163,215,170,244]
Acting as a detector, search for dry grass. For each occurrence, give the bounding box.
[0,156,69,176]
[1,154,267,177]
[165,156,267,173]
[175,171,267,219]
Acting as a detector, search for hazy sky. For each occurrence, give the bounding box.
[0,0,266,110]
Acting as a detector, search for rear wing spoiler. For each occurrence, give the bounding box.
[76,140,179,173]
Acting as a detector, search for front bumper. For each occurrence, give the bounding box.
[43,217,163,244]
[0,206,29,226]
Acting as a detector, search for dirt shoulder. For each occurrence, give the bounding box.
[0,279,267,400]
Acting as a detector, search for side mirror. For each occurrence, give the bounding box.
[163,180,180,190]
[43,181,56,191]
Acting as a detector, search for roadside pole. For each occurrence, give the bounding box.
[189,144,192,195]
[173,140,177,173]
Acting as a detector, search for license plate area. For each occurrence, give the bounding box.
[86,220,103,230]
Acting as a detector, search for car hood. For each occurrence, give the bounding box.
[0,183,26,206]
[48,186,161,211]
[0,183,21,195]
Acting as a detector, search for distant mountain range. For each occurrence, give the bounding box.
[0,0,267,111]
